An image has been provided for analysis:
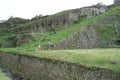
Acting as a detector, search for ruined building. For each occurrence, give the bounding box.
[114,0,120,6]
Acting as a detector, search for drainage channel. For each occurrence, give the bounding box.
[0,67,25,80]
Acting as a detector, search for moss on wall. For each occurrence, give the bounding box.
[0,52,120,80]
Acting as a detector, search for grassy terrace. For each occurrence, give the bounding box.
[0,71,11,80]
[0,48,120,73]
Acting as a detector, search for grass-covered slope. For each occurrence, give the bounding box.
[0,6,120,49]
[17,6,120,50]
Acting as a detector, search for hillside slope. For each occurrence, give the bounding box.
[0,5,120,50]
[21,6,120,50]
[51,9,120,49]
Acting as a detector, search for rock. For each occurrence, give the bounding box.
[16,34,34,46]
[14,5,107,35]
[110,61,118,64]
[114,0,120,6]
[80,6,106,17]
[69,13,79,23]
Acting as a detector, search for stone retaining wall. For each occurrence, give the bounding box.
[0,52,120,80]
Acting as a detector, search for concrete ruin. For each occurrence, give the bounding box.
[114,0,120,6]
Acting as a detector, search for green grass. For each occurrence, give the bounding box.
[0,71,11,80]
[0,48,120,73]
[93,24,116,40]
[20,23,84,50]
[0,5,120,75]
[0,6,120,51]
[0,35,12,46]
[18,6,120,50]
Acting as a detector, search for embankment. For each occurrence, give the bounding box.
[0,51,120,80]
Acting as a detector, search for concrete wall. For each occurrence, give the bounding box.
[0,52,120,80]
